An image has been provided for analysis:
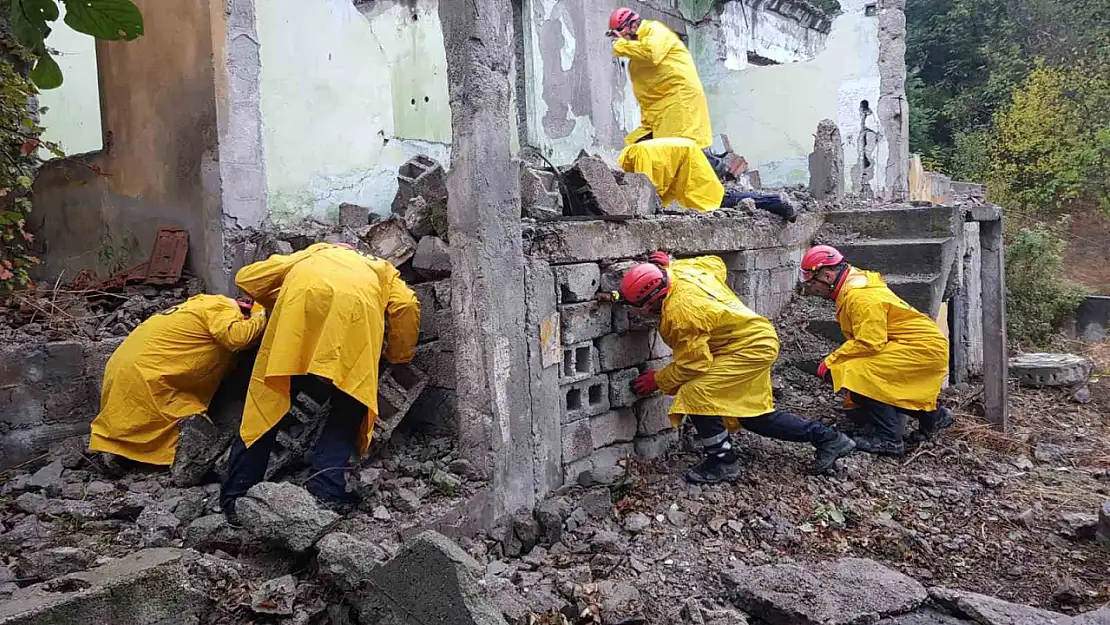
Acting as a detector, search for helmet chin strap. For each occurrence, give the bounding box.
[811,265,849,300]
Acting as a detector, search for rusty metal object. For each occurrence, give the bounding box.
[98,227,189,289]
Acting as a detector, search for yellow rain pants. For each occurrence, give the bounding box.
[826,269,950,412]
[235,243,420,456]
[89,295,267,465]
[656,256,779,429]
[613,19,713,149]
[618,137,724,211]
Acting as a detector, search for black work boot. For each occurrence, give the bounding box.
[907,406,955,445]
[685,448,742,484]
[814,433,857,473]
[854,435,905,457]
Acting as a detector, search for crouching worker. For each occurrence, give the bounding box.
[90,296,267,472]
[220,242,420,515]
[799,245,954,456]
[608,253,856,483]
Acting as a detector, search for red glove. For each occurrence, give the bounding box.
[632,370,659,396]
[816,360,830,381]
[235,298,254,314]
[648,251,671,268]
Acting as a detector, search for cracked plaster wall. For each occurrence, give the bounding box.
[687,0,907,197]
[255,0,454,226]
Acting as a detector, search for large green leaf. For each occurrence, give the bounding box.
[62,0,143,41]
[8,0,57,48]
[29,52,64,89]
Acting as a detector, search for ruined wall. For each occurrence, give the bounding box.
[525,212,821,484]
[255,0,453,225]
[29,0,228,291]
[687,0,908,198]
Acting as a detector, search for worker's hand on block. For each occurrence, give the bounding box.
[816,360,831,383]
[632,370,659,396]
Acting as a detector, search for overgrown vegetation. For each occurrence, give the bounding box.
[1004,220,1087,347]
[0,54,48,290]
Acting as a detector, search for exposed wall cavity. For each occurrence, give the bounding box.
[686,0,907,197]
[256,0,452,226]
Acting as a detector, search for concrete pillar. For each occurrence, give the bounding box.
[439,0,536,520]
[979,218,1008,430]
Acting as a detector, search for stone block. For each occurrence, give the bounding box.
[636,394,674,436]
[928,587,1065,625]
[597,331,653,371]
[612,306,659,333]
[362,218,417,266]
[354,531,508,625]
[608,368,640,408]
[561,375,610,423]
[392,155,447,215]
[553,263,601,304]
[617,171,662,216]
[0,548,205,625]
[561,342,599,382]
[236,482,339,553]
[520,165,563,220]
[600,260,638,293]
[634,431,677,459]
[1008,353,1093,388]
[722,558,928,625]
[339,203,370,228]
[315,532,388,593]
[560,301,612,345]
[414,341,455,389]
[413,235,452,279]
[566,154,632,217]
[591,409,637,448]
[562,418,594,464]
[375,364,429,444]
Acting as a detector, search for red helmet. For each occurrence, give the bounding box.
[800,245,844,281]
[620,263,669,308]
[609,8,640,33]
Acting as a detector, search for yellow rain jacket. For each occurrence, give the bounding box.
[656,256,779,429]
[235,243,420,456]
[613,20,713,149]
[618,137,724,211]
[89,295,267,465]
[826,269,949,412]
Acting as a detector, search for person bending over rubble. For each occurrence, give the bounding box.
[618,138,798,221]
[89,295,268,472]
[798,245,954,457]
[220,242,420,516]
[602,253,856,483]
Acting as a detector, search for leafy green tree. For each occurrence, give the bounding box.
[1005,220,1088,346]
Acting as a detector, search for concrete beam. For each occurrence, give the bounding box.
[527,213,821,264]
[440,0,536,519]
[979,218,1008,430]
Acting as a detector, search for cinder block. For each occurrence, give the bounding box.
[612,306,659,333]
[634,431,678,459]
[521,165,563,220]
[645,357,671,372]
[562,418,594,464]
[721,248,797,272]
[561,375,610,423]
[560,301,612,345]
[363,218,417,267]
[553,263,601,304]
[600,260,638,293]
[561,342,599,382]
[413,342,455,389]
[339,202,370,228]
[608,368,640,408]
[650,332,673,359]
[597,331,652,371]
[377,363,427,423]
[413,235,451,279]
[636,394,674,436]
[591,409,637,448]
[392,155,447,214]
[412,284,439,342]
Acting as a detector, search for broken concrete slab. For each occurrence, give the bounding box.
[249,574,297,616]
[362,218,418,267]
[928,588,1068,625]
[27,462,63,491]
[808,119,844,201]
[14,547,96,581]
[877,609,972,624]
[393,155,448,215]
[722,558,927,625]
[561,301,613,344]
[339,203,370,228]
[553,263,601,304]
[520,165,563,220]
[351,530,508,625]
[565,154,633,217]
[184,515,238,552]
[0,548,204,625]
[412,235,452,279]
[1008,353,1093,388]
[235,482,339,553]
[402,197,435,239]
[617,171,663,217]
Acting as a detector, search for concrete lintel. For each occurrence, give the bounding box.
[527,213,821,264]
[964,203,1003,223]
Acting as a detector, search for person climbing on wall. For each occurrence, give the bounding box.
[89,295,267,475]
[602,252,856,483]
[798,244,954,457]
[220,242,420,518]
[608,8,713,149]
[617,137,798,220]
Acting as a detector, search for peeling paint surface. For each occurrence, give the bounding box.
[257,0,452,225]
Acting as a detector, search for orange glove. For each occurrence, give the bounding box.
[632,370,659,396]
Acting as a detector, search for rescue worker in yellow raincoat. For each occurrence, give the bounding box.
[220,242,420,513]
[799,245,954,457]
[609,8,713,148]
[90,295,267,468]
[607,252,856,483]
